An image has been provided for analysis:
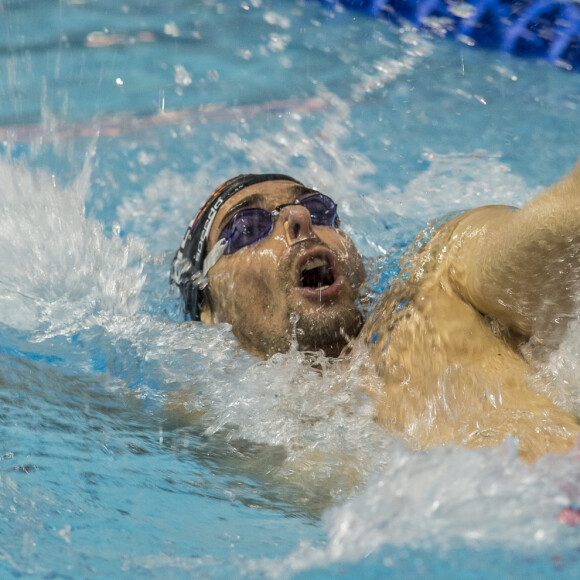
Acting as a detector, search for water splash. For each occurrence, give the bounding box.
[193,345,389,504]
[251,440,580,578]
[0,155,147,336]
[538,316,580,416]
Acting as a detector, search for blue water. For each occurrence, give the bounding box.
[2,0,580,578]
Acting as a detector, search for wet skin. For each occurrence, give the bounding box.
[199,167,580,461]
[201,180,365,358]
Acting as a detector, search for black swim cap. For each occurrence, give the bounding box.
[171,173,303,321]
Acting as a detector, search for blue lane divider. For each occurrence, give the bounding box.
[314,0,580,71]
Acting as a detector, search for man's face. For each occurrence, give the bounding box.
[202,180,365,357]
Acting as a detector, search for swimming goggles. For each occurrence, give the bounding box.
[202,193,339,275]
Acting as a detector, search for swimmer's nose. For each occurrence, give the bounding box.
[279,204,314,245]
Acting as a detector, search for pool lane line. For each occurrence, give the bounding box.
[0,97,330,144]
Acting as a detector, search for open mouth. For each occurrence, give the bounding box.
[300,255,335,290]
[295,249,343,300]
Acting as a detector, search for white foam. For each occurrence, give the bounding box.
[0,155,147,335]
[251,441,580,578]
[538,317,580,416]
[195,346,388,500]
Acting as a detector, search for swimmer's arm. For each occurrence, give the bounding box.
[450,159,580,342]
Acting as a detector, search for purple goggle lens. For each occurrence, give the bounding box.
[218,193,339,255]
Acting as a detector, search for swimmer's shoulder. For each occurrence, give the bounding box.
[355,203,518,352]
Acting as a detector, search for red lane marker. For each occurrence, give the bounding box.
[558,506,580,526]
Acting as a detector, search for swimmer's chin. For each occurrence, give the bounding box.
[241,306,364,359]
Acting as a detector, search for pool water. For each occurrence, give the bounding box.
[2,0,580,578]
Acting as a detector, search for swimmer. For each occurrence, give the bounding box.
[172,165,580,462]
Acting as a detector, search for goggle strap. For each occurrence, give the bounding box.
[202,238,227,276]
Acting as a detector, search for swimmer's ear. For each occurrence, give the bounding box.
[200,299,214,324]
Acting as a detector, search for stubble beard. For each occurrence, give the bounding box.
[289,300,364,357]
